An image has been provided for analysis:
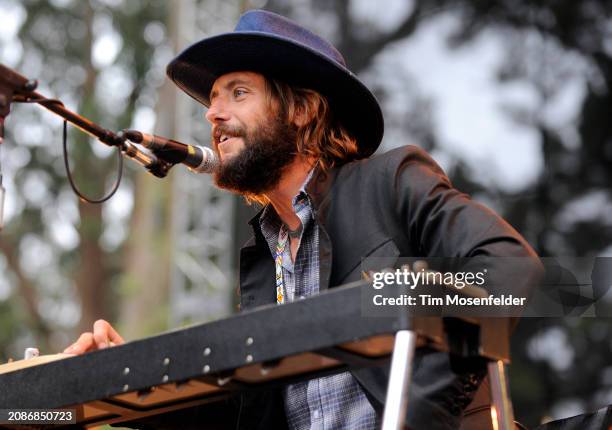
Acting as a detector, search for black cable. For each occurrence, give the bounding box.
[17,94,124,203]
[62,120,123,204]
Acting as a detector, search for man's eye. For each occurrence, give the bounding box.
[234,88,246,97]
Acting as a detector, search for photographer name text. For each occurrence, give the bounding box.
[373,294,526,306]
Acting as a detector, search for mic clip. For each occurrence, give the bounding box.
[120,138,173,178]
[146,159,173,178]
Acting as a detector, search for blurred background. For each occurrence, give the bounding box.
[0,0,611,427]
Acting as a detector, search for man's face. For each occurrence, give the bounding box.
[206,71,297,195]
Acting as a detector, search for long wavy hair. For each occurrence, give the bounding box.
[265,77,360,172]
[244,77,359,206]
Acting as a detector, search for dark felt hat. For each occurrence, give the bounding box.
[166,9,384,158]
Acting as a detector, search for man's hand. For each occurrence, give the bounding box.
[63,319,124,354]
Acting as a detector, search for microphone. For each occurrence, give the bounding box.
[122,130,218,174]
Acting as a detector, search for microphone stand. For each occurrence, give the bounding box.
[0,64,172,227]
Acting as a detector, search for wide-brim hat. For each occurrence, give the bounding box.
[166,9,384,158]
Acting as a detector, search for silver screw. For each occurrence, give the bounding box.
[162,374,169,383]
[203,347,211,356]
[246,337,254,346]
[246,354,253,363]
[123,367,130,375]
[163,357,170,366]
[203,365,210,374]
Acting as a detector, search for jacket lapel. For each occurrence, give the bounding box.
[239,212,277,310]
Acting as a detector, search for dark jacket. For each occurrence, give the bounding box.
[238,145,542,430]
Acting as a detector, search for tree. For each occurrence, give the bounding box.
[0,0,167,357]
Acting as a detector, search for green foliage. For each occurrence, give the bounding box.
[0,298,22,362]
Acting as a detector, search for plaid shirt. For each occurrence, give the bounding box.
[259,184,380,430]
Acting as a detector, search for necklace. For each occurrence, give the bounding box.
[287,222,303,239]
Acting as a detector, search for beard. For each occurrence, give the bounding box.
[212,115,298,196]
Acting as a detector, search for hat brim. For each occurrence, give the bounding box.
[166,32,384,158]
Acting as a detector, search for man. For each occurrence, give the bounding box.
[65,10,542,430]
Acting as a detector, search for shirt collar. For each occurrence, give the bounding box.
[297,169,315,199]
[259,169,315,226]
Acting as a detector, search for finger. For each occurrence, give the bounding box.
[92,320,112,349]
[105,323,125,345]
[74,332,95,353]
[93,319,124,349]
[63,332,94,355]
[413,260,428,272]
[400,264,412,272]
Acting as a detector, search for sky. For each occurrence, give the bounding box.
[352,0,584,194]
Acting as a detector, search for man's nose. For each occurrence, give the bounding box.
[205,99,231,124]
